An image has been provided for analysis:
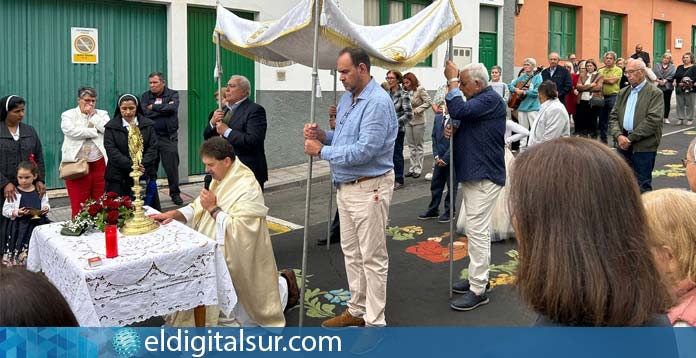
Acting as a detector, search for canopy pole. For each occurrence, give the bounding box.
[299,0,322,327]
[447,38,455,300]
[326,70,338,251]
[216,31,223,110]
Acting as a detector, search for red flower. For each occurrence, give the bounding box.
[106,200,121,210]
[88,204,102,216]
[121,196,132,209]
[105,192,119,199]
[106,210,120,224]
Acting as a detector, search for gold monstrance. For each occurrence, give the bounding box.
[120,122,159,235]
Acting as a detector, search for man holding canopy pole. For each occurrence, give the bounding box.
[304,47,397,327]
[443,60,506,312]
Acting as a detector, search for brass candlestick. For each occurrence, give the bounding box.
[120,121,159,235]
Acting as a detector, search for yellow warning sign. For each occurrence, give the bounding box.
[71,27,98,64]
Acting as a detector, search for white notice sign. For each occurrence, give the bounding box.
[71,27,98,64]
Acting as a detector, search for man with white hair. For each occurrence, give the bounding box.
[443,62,506,311]
[206,75,269,189]
[609,58,664,192]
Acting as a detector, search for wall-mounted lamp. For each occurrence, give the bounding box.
[515,0,524,16]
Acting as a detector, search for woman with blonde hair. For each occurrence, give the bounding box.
[644,188,696,327]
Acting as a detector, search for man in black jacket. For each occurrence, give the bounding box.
[140,72,183,205]
[204,75,268,189]
[541,52,573,104]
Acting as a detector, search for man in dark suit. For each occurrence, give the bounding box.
[204,75,268,189]
[609,59,663,192]
[541,52,573,104]
[630,44,651,68]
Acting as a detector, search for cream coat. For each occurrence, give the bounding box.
[60,106,109,163]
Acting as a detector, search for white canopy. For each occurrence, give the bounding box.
[214,0,461,69]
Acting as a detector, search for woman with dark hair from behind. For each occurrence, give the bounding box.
[0,267,78,326]
[509,137,673,326]
[527,81,569,147]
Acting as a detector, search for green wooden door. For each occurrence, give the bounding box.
[548,5,576,58]
[599,12,623,58]
[0,0,167,189]
[692,26,696,55]
[653,21,667,66]
[187,7,255,175]
[479,33,497,73]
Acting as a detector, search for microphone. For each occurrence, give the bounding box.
[204,174,212,191]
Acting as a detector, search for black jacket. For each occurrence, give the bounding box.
[103,115,159,187]
[0,122,45,189]
[140,87,179,135]
[542,66,573,103]
[204,99,268,184]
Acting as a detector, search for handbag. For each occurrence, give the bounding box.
[59,159,89,180]
[589,93,605,109]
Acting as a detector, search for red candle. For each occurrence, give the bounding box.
[105,225,118,258]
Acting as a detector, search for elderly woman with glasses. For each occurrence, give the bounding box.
[385,70,412,189]
[60,87,110,217]
[508,58,543,150]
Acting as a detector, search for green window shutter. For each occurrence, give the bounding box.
[599,12,622,59]
[653,21,667,66]
[692,26,696,55]
[0,0,167,189]
[548,5,576,58]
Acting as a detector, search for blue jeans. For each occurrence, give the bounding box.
[599,95,617,142]
[616,148,656,193]
[393,130,405,184]
[425,163,458,215]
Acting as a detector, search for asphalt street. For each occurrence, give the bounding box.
[269,121,696,326]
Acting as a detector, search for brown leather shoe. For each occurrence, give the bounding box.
[321,309,365,327]
[280,269,300,312]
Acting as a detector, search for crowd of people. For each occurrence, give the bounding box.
[1,44,694,330]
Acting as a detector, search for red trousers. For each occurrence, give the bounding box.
[64,158,106,217]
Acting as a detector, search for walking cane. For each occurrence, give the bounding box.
[447,38,455,299]
[299,0,322,327]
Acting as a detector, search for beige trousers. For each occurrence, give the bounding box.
[460,179,502,295]
[337,170,394,327]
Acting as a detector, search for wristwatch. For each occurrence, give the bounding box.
[447,77,460,85]
[209,206,222,218]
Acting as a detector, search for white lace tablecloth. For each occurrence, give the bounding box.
[27,218,237,327]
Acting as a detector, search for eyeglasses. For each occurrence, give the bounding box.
[385,77,396,80]
[625,69,643,75]
[80,98,96,104]
[523,63,532,66]
[682,158,695,167]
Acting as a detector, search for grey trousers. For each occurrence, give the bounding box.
[405,123,425,175]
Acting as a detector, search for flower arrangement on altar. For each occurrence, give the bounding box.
[61,192,134,235]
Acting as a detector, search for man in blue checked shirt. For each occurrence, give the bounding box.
[609,58,663,193]
[304,47,397,328]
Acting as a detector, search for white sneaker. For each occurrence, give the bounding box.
[676,120,683,125]
[688,121,694,126]
[424,172,433,181]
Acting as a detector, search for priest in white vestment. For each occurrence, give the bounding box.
[151,137,298,327]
